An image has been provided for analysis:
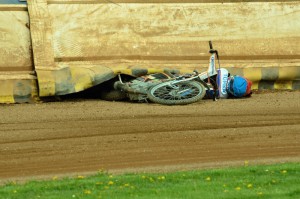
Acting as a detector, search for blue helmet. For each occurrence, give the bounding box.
[227,76,252,97]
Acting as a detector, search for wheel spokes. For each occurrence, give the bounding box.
[153,83,201,100]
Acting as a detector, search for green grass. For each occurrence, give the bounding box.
[0,163,299,199]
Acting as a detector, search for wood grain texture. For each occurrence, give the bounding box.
[27,0,55,68]
[47,0,300,4]
[0,5,27,11]
[0,11,33,72]
[48,2,300,65]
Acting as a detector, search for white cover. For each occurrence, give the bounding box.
[217,68,229,99]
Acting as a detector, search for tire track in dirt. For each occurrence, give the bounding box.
[0,113,299,144]
[0,91,299,182]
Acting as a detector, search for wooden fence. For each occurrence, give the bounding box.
[0,0,299,102]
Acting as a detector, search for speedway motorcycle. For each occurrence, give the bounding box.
[100,41,220,105]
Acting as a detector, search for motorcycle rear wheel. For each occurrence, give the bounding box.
[147,81,206,105]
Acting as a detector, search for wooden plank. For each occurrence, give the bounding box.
[47,0,300,4]
[0,5,27,11]
[0,11,33,72]
[0,6,37,102]
[27,0,55,69]
[24,0,300,96]
[48,2,300,60]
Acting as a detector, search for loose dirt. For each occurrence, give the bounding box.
[0,91,299,183]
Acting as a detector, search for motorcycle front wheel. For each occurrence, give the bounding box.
[147,81,206,105]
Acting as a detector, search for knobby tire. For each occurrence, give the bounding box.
[147,81,206,105]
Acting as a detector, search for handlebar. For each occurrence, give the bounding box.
[209,41,213,50]
[209,41,218,57]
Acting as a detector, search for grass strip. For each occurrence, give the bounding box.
[0,162,299,199]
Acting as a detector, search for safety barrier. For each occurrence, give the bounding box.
[0,0,299,103]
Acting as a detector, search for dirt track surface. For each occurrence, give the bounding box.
[0,91,300,182]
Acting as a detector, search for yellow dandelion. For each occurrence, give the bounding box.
[205,177,211,181]
[247,184,253,188]
[77,175,85,179]
[257,192,263,195]
[158,176,166,180]
[108,181,114,185]
[124,183,130,187]
[142,175,146,179]
[244,160,249,166]
[52,176,58,181]
[84,190,91,194]
[281,170,287,174]
[149,177,154,182]
[235,187,241,191]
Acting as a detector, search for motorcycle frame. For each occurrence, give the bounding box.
[115,41,221,101]
[157,41,221,100]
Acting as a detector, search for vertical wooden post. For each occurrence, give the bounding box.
[27,0,55,69]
